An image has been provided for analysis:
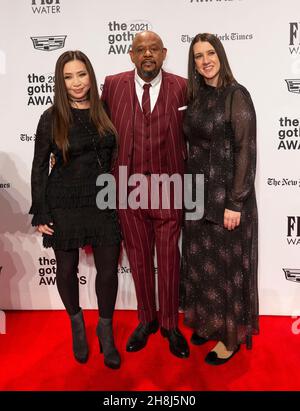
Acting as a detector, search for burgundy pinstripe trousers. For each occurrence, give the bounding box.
[118,181,182,330]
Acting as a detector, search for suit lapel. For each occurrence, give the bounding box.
[123,70,135,126]
[119,70,135,163]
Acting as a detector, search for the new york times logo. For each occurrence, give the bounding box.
[287,216,300,245]
[289,22,300,55]
[267,177,300,188]
[31,0,61,14]
[181,32,253,43]
[38,257,87,286]
[118,266,157,276]
[0,182,10,189]
[20,132,36,142]
[31,35,66,51]
[118,266,132,275]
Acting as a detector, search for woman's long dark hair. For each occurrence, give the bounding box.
[52,50,117,162]
[187,33,235,102]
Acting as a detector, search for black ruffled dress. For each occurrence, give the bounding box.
[29,107,121,250]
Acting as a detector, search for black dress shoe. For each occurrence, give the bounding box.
[190,332,209,346]
[160,327,190,358]
[205,345,240,365]
[126,319,159,352]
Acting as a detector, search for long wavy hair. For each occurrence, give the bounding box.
[187,33,235,102]
[52,50,117,162]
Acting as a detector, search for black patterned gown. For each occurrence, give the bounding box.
[180,83,259,351]
[30,107,121,250]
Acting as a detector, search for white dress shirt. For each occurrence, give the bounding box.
[134,69,162,113]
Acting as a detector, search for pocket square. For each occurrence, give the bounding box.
[178,106,187,111]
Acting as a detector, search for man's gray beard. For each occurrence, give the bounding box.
[142,69,157,79]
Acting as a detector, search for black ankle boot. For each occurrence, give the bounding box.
[96,318,120,369]
[69,309,89,363]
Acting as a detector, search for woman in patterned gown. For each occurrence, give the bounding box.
[180,33,258,365]
[30,51,121,369]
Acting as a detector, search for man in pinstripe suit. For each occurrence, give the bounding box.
[102,31,189,358]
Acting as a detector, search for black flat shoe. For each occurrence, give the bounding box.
[205,345,240,366]
[190,332,209,346]
[126,319,159,352]
[161,327,190,358]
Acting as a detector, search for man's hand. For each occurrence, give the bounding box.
[223,209,241,231]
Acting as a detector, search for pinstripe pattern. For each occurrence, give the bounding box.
[102,70,187,329]
[132,81,169,175]
[118,198,182,329]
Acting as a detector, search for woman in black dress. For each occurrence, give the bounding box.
[30,51,121,369]
[180,33,258,365]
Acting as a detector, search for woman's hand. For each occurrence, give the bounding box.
[223,209,241,231]
[37,223,54,235]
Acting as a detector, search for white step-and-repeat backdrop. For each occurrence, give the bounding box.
[0,0,299,314]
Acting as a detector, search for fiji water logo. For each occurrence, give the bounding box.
[287,216,300,245]
[289,22,300,55]
[31,0,61,14]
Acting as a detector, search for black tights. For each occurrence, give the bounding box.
[54,244,120,318]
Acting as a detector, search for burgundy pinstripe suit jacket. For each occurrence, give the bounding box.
[101,69,187,176]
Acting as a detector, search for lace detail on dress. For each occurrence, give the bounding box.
[180,83,259,350]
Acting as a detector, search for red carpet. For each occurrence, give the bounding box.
[0,310,299,391]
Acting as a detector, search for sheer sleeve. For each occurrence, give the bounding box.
[225,87,257,212]
[29,111,53,226]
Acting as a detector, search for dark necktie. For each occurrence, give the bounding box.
[142,83,151,117]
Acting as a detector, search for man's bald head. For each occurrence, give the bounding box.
[131,31,164,50]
